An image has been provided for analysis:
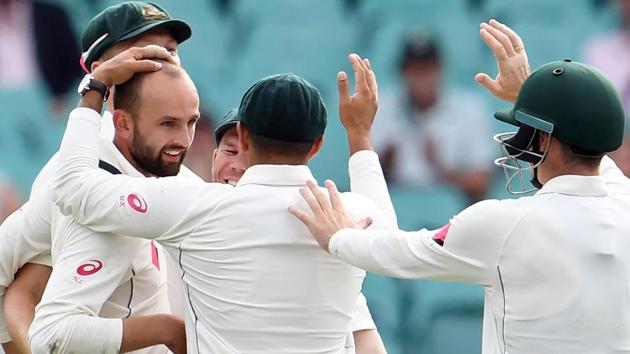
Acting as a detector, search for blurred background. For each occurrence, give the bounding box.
[0,0,628,353]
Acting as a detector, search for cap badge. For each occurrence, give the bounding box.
[141,4,167,21]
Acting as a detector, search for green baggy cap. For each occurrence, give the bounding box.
[214,108,240,144]
[80,1,191,72]
[238,73,327,142]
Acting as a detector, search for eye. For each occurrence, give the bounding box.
[161,121,175,127]
[167,47,177,55]
[223,150,237,156]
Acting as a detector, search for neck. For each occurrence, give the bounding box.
[113,137,155,177]
[539,163,600,185]
[246,151,308,168]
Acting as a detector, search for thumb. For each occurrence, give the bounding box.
[355,217,373,229]
[337,71,350,105]
[475,73,502,96]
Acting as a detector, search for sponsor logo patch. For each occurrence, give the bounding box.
[76,260,103,276]
[127,194,148,213]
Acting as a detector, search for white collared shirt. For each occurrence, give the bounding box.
[331,157,630,354]
[27,131,200,353]
[53,108,389,353]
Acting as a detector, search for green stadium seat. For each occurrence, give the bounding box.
[0,86,68,196]
[389,185,467,230]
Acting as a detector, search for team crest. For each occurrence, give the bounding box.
[141,4,167,21]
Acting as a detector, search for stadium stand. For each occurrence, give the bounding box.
[0,0,618,352]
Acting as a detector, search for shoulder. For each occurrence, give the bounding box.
[178,165,204,181]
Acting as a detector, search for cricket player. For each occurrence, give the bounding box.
[211,109,246,186]
[1,2,195,353]
[290,20,630,354]
[51,45,395,353]
[210,109,386,353]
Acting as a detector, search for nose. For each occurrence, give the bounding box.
[174,126,193,149]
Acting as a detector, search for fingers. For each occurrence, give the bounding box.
[129,59,164,73]
[306,180,332,213]
[489,19,525,53]
[348,53,369,95]
[337,71,350,106]
[356,217,373,229]
[481,23,515,57]
[324,179,344,211]
[288,206,315,227]
[134,45,175,63]
[363,58,378,101]
[299,183,323,217]
[480,28,508,61]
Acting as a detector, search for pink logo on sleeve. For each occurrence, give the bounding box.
[127,194,148,213]
[432,223,451,246]
[77,260,103,276]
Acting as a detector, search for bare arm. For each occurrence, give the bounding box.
[2,340,21,354]
[121,315,186,354]
[353,329,386,354]
[4,263,51,354]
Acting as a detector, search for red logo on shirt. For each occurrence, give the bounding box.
[76,260,103,276]
[127,194,148,213]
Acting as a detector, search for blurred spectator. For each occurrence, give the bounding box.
[0,0,80,113]
[584,0,630,175]
[183,111,216,181]
[373,31,493,203]
[0,174,21,223]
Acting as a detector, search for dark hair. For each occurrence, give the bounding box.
[559,141,603,168]
[248,132,316,159]
[113,61,182,115]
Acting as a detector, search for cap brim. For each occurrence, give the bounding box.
[118,19,192,44]
[214,122,238,144]
[494,108,518,126]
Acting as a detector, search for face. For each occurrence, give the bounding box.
[403,59,441,109]
[211,127,245,185]
[126,70,200,177]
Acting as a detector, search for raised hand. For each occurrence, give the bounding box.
[92,45,175,88]
[338,53,378,154]
[289,180,372,252]
[475,19,531,102]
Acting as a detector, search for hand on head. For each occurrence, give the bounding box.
[475,19,531,102]
[92,45,176,88]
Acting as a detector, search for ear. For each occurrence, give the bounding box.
[90,60,101,73]
[112,110,133,140]
[306,136,325,161]
[538,131,551,149]
[236,122,250,153]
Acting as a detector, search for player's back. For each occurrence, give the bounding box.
[171,166,380,354]
[491,175,630,354]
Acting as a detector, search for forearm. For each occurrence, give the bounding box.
[349,150,397,229]
[5,291,38,354]
[2,341,21,354]
[4,263,51,354]
[121,315,184,353]
[53,107,102,218]
[347,129,373,155]
[353,329,386,354]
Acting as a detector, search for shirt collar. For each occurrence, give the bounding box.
[535,174,608,197]
[237,164,315,187]
[97,136,145,177]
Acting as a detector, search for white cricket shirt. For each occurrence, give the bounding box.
[330,155,630,354]
[53,108,392,353]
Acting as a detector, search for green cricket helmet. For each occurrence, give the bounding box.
[493,59,625,194]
